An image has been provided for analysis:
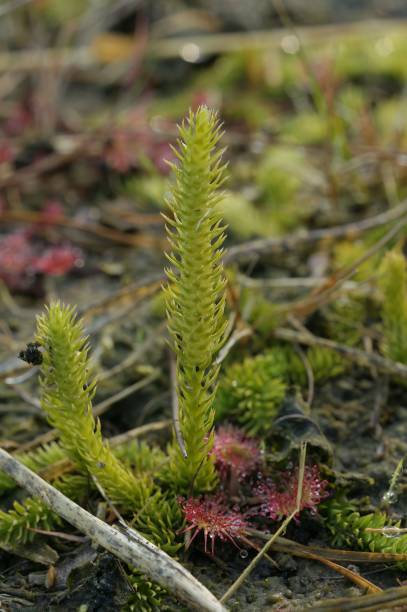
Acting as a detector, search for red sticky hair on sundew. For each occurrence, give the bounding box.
[212,425,262,481]
[179,495,248,555]
[255,465,329,522]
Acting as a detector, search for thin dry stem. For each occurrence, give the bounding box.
[274,327,407,379]
[226,199,407,263]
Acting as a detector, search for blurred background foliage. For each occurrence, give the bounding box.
[1,1,406,245]
[0,1,406,348]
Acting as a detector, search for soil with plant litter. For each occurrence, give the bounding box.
[180,373,407,610]
[2,343,404,611]
[1,2,407,611]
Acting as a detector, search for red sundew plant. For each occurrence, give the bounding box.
[34,245,83,276]
[104,131,137,173]
[212,425,262,482]
[0,230,83,292]
[0,143,14,166]
[179,495,248,555]
[3,103,33,137]
[255,465,329,522]
[0,231,34,290]
[104,128,174,175]
[35,201,64,228]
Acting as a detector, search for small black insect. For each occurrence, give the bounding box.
[18,341,43,366]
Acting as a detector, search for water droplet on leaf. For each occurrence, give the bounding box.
[382,490,398,504]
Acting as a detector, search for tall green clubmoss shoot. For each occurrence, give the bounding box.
[36,302,152,509]
[163,106,228,494]
[35,302,182,555]
[379,249,407,364]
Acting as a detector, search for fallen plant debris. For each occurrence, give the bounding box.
[0,3,407,611]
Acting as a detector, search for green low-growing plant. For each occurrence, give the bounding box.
[305,346,346,382]
[324,295,368,347]
[0,442,67,495]
[114,440,167,475]
[0,301,180,607]
[163,106,228,494]
[379,249,407,364]
[134,492,183,557]
[323,496,407,570]
[126,570,165,611]
[214,353,287,436]
[0,497,60,546]
[0,474,90,546]
[0,443,174,558]
[215,344,345,435]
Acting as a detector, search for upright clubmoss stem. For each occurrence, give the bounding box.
[36,302,151,509]
[379,250,407,364]
[163,107,228,494]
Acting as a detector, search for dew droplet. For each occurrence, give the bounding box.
[280,34,300,55]
[374,37,394,57]
[239,549,248,559]
[180,43,202,63]
[382,490,398,504]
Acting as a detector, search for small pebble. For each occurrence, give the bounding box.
[346,587,362,597]
[265,592,286,605]
[276,553,298,572]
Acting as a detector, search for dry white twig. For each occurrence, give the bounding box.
[0,448,226,612]
[274,327,407,379]
[215,328,252,365]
